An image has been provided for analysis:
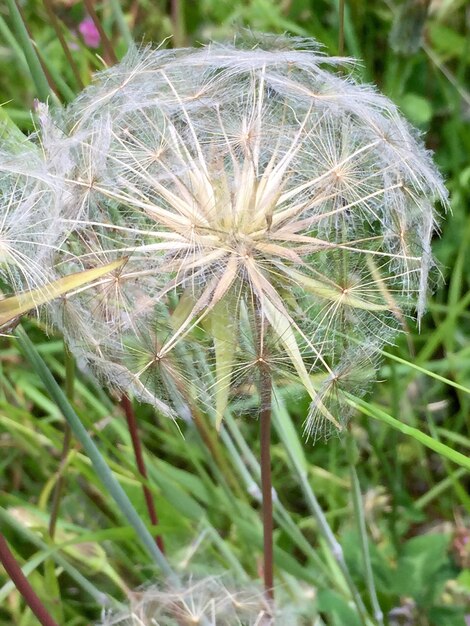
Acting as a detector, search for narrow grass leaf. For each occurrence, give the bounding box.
[349,396,470,471]
[5,0,51,101]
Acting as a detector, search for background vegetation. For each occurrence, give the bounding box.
[0,1,469,625]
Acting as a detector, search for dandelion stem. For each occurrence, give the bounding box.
[259,362,274,602]
[0,534,60,626]
[121,394,165,554]
[256,306,275,604]
[170,0,185,47]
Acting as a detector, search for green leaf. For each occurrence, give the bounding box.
[428,23,467,60]
[399,93,433,126]
[457,569,470,591]
[427,607,467,626]
[0,104,26,142]
[392,534,450,605]
[154,473,204,521]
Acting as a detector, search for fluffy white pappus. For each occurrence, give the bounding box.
[37,34,446,437]
[97,576,307,625]
[0,141,69,298]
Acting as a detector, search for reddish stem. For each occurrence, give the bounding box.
[120,395,165,553]
[259,364,274,602]
[0,534,60,626]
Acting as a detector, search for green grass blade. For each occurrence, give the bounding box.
[348,396,470,471]
[383,351,470,395]
[5,0,51,101]
[109,0,134,50]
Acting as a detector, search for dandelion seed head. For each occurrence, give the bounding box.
[97,576,307,625]
[34,36,445,437]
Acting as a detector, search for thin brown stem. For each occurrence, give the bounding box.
[259,362,274,602]
[0,535,59,626]
[256,305,274,607]
[120,394,165,554]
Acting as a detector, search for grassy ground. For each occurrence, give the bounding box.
[0,1,469,625]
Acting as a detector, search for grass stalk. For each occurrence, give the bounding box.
[48,425,72,539]
[120,394,165,553]
[109,0,134,50]
[172,371,246,500]
[5,0,51,101]
[15,325,176,582]
[170,0,186,47]
[346,432,384,626]
[295,468,370,625]
[0,534,59,626]
[348,395,470,470]
[48,342,74,539]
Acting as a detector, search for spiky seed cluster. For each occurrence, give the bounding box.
[31,35,445,437]
[97,576,303,625]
